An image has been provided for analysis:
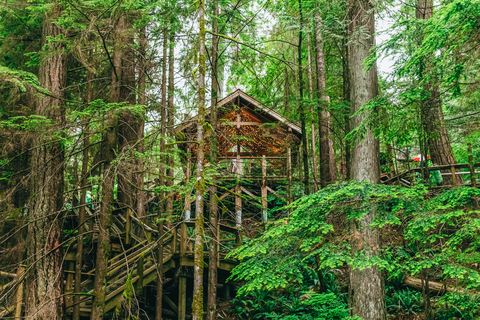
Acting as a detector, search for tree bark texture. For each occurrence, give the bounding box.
[193,0,206,318]
[306,32,319,191]
[314,12,337,188]
[166,31,175,228]
[416,0,458,184]
[90,16,122,320]
[298,0,310,195]
[348,0,386,319]
[207,1,219,318]
[156,30,169,320]
[26,3,66,319]
[116,13,143,210]
[73,65,93,320]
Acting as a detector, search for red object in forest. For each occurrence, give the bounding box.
[413,154,431,162]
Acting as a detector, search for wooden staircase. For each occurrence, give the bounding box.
[65,205,242,318]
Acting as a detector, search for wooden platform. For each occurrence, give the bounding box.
[61,219,241,319]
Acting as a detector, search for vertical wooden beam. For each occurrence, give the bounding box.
[126,208,132,245]
[65,261,74,314]
[287,129,293,205]
[14,266,24,319]
[172,225,177,254]
[468,143,476,187]
[185,147,192,220]
[235,143,242,227]
[451,165,457,187]
[261,155,268,222]
[178,274,187,320]
[180,222,187,265]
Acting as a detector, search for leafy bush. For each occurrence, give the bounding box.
[386,288,423,316]
[436,293,480,320]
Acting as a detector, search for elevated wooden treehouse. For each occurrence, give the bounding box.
[180,89,302,224]
[0,90,302,320]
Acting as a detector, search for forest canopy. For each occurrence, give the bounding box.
[0,0,479,319]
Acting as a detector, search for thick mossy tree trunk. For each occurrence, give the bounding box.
[26,3,66,319]
[117,12,143,210]
[416,0,458,185]
[156,29,169,320]
[298,0,309,195]
[307,32,319,191]
[193,0,206,318]
[90,16,123,320]
[73,63,93,320]
[166,30,176,228]
[347,0,386,319]
[314,12,337,188]
[207,0,219,318]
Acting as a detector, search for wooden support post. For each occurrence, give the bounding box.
[235,145,242,227]
[126,208,132,245]
[468,143,476,187]
[136,253,144,292]
[287,143,292,205]
[65,261,74,313]
[172,226,177,254]
[14,266,24,319]
[224,284,231,300]
[180,222,187,265]
[451,165,457,187]
[261,155,268,222]
[178,275,187,320]
[185,147,192,220]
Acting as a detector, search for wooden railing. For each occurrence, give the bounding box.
[382,162,480,188]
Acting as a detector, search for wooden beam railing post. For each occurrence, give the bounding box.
[287,143,292,205]
[126,208,132,245]
[65,261,75,313]
[185,147,192,220]
[468,143,476,187]
[178,273,187,320]
[261,155,268,222]
[180,222,187,265]
[14,266,24,319]
[451,165,457,187]
[235,144,242,227]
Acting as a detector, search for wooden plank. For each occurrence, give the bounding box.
[221,121,263,126]
[0,271,16,278]
[14,266,24,319]
[163,294,178,314]
[240,187,258,200]
[451,166,457,187]
[178,275,187,320]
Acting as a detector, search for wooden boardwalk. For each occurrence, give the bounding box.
[382,162,480,188]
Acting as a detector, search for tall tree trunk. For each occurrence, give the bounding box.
[207,0,219,318]
[166,31,175,228]
[342,32,351,181]
[73,61,93,320]
[193,0,206,318]
[298,0,309,195]
[156,30,169,320]
[314,12,337,188]
[90,15,123,320]
[117,14,140,210]
[347,1,386,319]
[137,24,147,227]
[307,32,319,191]
[416,0,458,185]
[26,3,66,319]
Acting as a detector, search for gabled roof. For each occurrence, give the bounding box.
[217,89,302,134]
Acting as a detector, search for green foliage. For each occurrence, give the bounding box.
[230,181,480,317]
[436,292,480,320]
[386,288,423,316]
